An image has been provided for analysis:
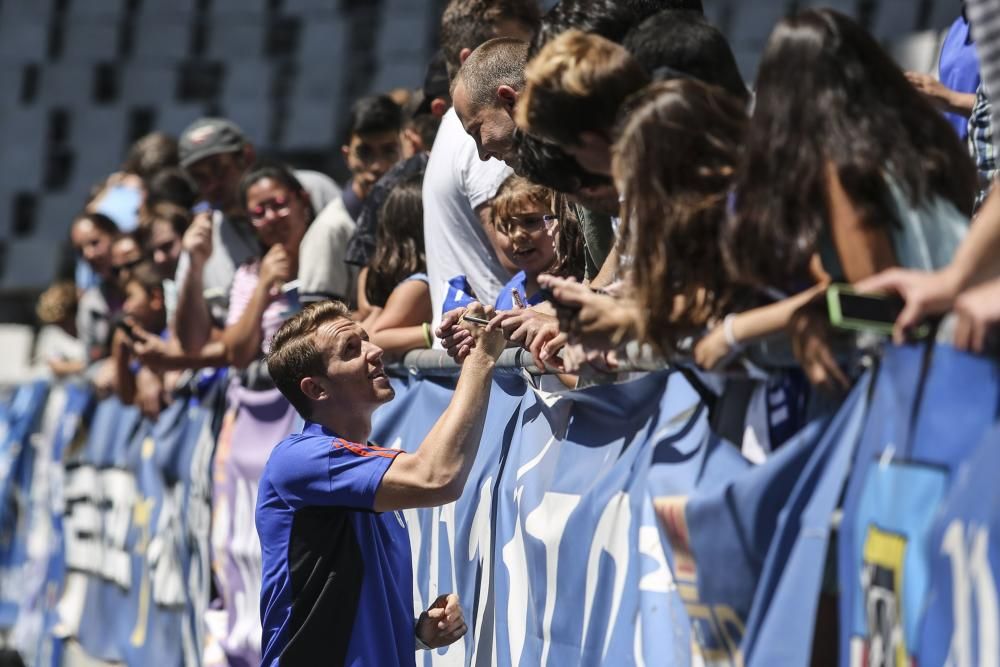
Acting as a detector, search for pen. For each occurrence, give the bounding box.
[461,314,491,326]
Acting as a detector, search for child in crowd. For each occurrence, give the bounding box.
[491,175,567,309]
[140,203,190,319]
[112,262,168,410]
[35,281,86,377]
[364,175,434,361]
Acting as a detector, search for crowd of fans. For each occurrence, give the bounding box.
[35,0,1000,462]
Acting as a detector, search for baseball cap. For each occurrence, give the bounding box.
[178,118,246,168]
[413,50,449,117]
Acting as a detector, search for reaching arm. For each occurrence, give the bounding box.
[374,303,505,511]
[174,212,215,353]
[369,280,433,361]
[111,329,137,404]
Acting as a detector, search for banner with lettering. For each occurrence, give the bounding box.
[371,370,705,666]
[0,380,52,630]
[11,382,92,667]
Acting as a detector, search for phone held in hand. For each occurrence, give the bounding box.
[826,283,930,339]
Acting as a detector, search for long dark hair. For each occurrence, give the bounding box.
[725,9,977,289]
[614,79,747,352]
[366,174,425,307]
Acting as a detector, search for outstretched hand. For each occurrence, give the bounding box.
[416,593,467,649]
[856,267,960,344]
[537,274,637,349]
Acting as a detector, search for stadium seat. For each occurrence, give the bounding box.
[0,110,47,191]
[281,0,339,17]
[70,107,130,189]
[279,101,339,151]
[219,97,274,147]
[210,0,270,18]
[206,20,267,60]
[870,0,921,41]
[65,0,125,20]
[221,61,275,100]
[132,15,194,62]
[727,0,790,50]
[0,238,60,291]
[60,20,121,62]
[155,104,211,136]
[298,18,348,63]
[35,192,84,240]
[371,61,426,93]
[927,0,961,32]
[37,65,95,105]
[291,61,347,102]
[376,12,432,60]
[136,0,199,18]
[121,64,180,106]
[890,30,942,74]
[0,324,36,386]
[0,19,49,64]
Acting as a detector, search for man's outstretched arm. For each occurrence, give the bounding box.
[374,303,505,511]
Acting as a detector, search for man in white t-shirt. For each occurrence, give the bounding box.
[423,0,540,335]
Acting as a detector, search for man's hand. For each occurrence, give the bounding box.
[437,307,472,361]
[259,244,292,294]
[856,267,961,344]
[182,211,214,266]
[953,276,1000,353]
[460,302,506,362]
[416,594,467,649]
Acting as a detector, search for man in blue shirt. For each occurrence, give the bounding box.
[256,299,504,666]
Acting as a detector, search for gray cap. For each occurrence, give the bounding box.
[178,117,246,168]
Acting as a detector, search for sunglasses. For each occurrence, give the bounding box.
[249,196,291,223]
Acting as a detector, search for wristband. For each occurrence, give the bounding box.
[422,322,434,349]
[722,314,743,350]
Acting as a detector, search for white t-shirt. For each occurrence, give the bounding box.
[423,108,512,335]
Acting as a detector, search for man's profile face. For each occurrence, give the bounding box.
[312,317,395,409]
[453,79,519,167]
[186,151,245,212]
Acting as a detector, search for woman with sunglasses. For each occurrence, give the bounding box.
[222,161,314,369]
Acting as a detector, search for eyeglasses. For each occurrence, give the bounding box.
[111,257,143,277]
[496,214,558,237]
[249,197,291,223]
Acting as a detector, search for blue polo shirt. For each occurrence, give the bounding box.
[940,14,980,139]
[256,422,414,666]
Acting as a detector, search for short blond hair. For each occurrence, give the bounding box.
[516,30,649,146]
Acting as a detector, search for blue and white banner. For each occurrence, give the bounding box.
[372,370,707,666]
[2,342,1000,667]
[838,345,1000,667]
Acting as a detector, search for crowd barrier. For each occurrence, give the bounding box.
[0,343,997,666]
